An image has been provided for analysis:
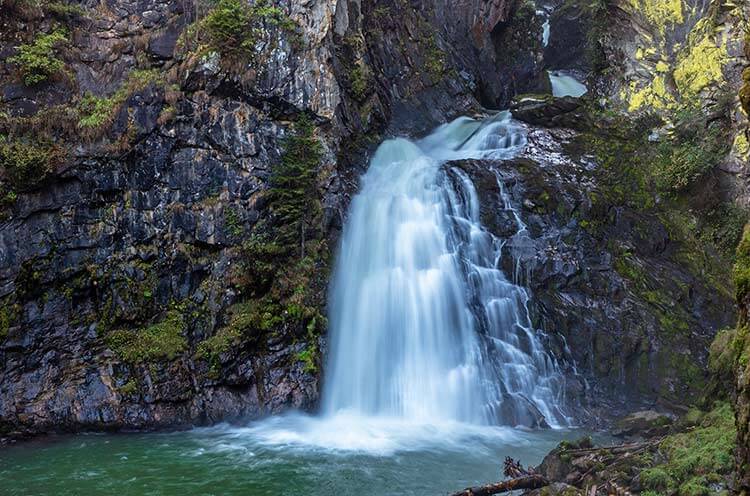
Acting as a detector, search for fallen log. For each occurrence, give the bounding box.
[449,474,549,496]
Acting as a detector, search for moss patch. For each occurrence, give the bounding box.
[640,403,735,495]
[673,32,728,98]
[107,308,187,364]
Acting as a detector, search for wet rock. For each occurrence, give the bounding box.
[509,94,588,128]
[613,410,674,438]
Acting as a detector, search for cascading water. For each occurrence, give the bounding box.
[548,71,588,98]
[0,114,587,495]
[323,112,569,428]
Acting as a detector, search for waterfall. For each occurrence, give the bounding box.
[323,112,569,428]
[548,71,588,98]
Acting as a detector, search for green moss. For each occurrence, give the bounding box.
[641,467,675,491]
[641,402,735,495]
[118,379,137,395]
[107,308,187,363]
[0,305,12,339]
[734,224,750,302]
[42,1,85,20]
[8,29,68,86]
[614,253,647,284]
[196,303,251,376]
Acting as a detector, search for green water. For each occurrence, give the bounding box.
[0,413,591,495]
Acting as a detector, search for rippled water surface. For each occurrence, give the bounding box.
[0,413,591,496]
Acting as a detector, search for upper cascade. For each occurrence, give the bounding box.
[323,112,571,428]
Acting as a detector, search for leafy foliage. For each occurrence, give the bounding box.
[8,30,68,86]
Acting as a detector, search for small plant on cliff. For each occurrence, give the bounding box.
[9,29,68,86]
[77,68,163,137]
[0,137,64,190]
[196,0,298,59]
[269,113,323,254]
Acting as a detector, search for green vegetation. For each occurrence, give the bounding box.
[196,301,265,376]
[735,224,750,302]
[268,114,323,251]
[78,69,163,134]
[740,67,750,115]
[197,115,328,376]
[0,137,64,190]
[296,345,317,373]
[8,29,68,86]
[0,305,12,339]
[190,0,298,60]
[224,206,243,237]
[41,1,85,20]
[651,106,731,193]
[118,379,138,395]
[640,402,735,495]
[349,62,369,101]
[423,33,446,82]
[107,308,187,363]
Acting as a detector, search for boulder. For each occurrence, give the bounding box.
[509,94,588,128]
[613,410,674,438]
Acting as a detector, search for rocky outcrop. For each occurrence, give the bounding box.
[453,108,735,421]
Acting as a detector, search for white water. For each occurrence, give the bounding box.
[548,71,588,97]
[536,8,550,47]
[322,112,569,432]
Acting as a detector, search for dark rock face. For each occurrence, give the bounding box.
[453,122,734,423]
[510,94,587,128]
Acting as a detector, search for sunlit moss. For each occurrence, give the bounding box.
[673,33,728,97]
[733,132,749,159]
[627,75,675,111]
[630,0,683,31]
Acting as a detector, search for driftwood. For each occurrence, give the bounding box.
[448,475,549,496]
[448,440,666,496]
[449,458,548,496]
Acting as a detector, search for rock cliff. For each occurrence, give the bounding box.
[0,0,747,442]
